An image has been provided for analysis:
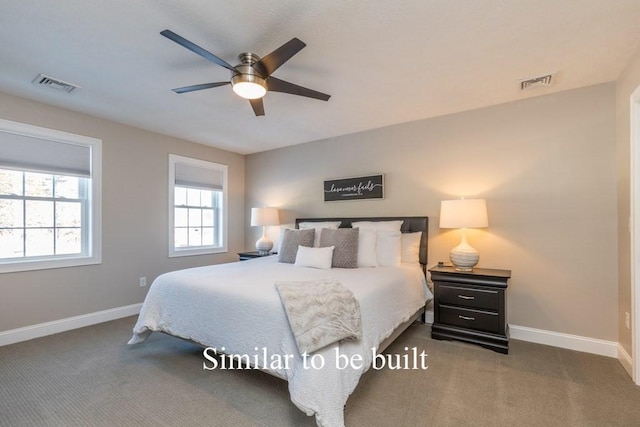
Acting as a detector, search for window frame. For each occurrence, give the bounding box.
[0,119,102,273]
[168,154,228,257]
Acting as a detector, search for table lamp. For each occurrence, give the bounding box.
[439,198,488,271]
[251,207,280,254]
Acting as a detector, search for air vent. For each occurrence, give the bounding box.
[517,72,557,92]
[32,73,80,93]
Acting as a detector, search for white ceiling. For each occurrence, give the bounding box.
[2,0,640,155]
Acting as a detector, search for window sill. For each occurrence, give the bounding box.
[168,247,227,258]
[0,255,102,274]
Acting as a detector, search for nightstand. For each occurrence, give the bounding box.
[429,265,511,354]
[238,251,275,261]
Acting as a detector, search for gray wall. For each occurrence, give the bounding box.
[616,46,640,355]
[246,83,618,341]
[0,92,245,331]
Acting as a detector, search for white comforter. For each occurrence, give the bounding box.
[129,256,430,427]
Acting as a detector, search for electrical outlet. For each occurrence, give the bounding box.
[626,312,630,330]
[139,276,147,287]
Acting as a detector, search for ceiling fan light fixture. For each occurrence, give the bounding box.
[231,75,267,99]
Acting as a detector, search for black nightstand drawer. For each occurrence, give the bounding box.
[438,284,499,311]
[439,305,500,334]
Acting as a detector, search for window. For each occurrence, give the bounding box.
[169,154,227,257]
[0,119,102,273]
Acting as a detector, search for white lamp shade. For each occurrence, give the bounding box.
[439,199,488,229]
[251,207,280,226]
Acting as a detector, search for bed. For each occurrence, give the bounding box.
[129,216,431,427]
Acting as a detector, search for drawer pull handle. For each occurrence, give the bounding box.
[458,315,475,321]
[458,295,475,300]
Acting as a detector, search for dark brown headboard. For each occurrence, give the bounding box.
[295,216,429,274]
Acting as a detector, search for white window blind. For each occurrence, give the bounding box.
[174,163,223,190]
[0,131,91,177]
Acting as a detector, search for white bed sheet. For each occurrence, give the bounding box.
[129,256,431,427]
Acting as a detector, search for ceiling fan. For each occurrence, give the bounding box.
[160,29,331,116]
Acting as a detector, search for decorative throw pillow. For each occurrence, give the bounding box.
[294,245,334,269]
[298,221,342,247]
[401,232,422,265]
[357,229,378,268]
[351,220,403,232]
[319,227,359,268]
[276,224,296,253]
[278,228,315,264]
[376,230,402,266]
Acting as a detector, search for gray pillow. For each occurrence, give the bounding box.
[319,228,359,268]
[278,228,315,263]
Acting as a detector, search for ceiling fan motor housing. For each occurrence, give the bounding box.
[231,53,267,96]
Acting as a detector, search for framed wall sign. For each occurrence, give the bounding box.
[323,174,384,201]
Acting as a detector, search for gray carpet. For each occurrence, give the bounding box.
[1,317,639,427]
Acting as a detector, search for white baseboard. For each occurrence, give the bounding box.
[0,303,142,347]
[509,324,618,358]
[618,344,633,377]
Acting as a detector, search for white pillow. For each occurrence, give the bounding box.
[376,230,402,266]
[294,245,335,269]
[401,232,422,265]
[357,229,378,268]
[352,220,403,232]
[298,221,342,247]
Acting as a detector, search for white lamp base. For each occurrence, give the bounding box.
[450,230,479,271]
[255,226,273,254]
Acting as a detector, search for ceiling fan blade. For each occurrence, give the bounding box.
[267,77,330,101]
[172,82,230,94]
[161,29,235,71]
[249,98,265,116]
[254,38,306,76]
